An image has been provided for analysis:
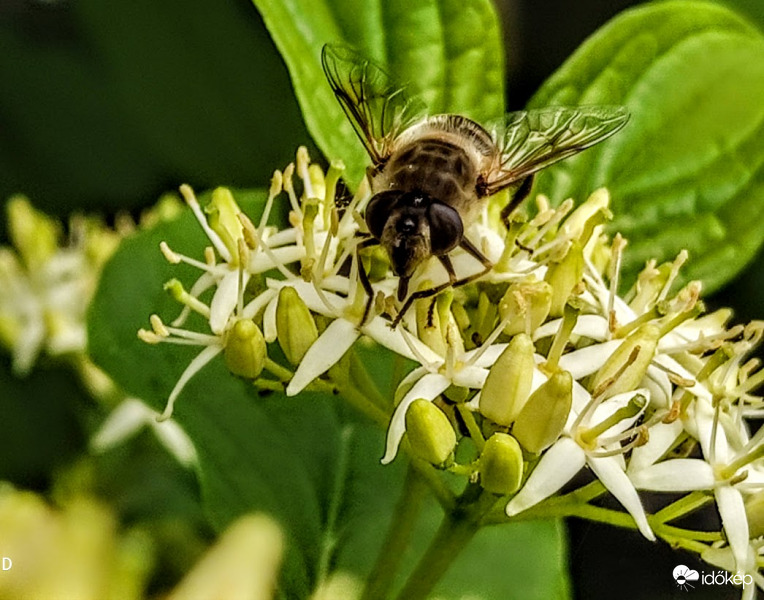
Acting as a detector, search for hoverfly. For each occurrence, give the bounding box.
[322,44,628,327]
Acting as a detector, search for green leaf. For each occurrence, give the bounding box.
[529,1,764,292]
[88,189,569,598]
[252,0,505,186]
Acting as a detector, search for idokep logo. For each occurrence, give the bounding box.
[673,564,753,592]
[673,565,700,591]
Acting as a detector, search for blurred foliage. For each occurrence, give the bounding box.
[0,0,309,221]
[0,484,281,600]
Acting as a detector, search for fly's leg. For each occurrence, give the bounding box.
[391,255,458,329]
[500,174,535,230]
[356,236,379,326]
[390,238,493,329]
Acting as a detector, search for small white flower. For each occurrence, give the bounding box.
[507,388,655,541]
[630,401,764,571]
[91,398,197,467]
[0,201,120,374]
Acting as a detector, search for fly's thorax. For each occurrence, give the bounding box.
[374,134,484,225]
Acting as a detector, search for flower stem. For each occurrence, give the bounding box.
[348,349,389,410]
[361,465,428,600]
[264,357,294,381]
[393,510,479,600]
[410,459,456,512]
[653,491,713,524]
[329,368,390,428]
[456,404,485,451]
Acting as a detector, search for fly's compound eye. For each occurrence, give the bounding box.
[427,202,463,255]
[365,191,403,239]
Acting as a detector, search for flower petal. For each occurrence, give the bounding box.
[588,455,655,541]
[643,365,672,409]
[262,293,278,343]
[286,318,359,396]
[464,343,508,368]
[250,245,304,273]
[533,314,609,342]
[267,279,344,318]
[362,317,442,366]
[691,398,732,465]
[209,270,245,334]
[241,288,278,321]
[588,389,650,438]
[452,365,489,389]
[152,417,198,467]
[558,339,622,380]
[91,398,152,452]
[715,485,750,572]
[381,373,450,465]
[506,437,586,516]
[627,420,683,474]
[12,311,45,375]
[629,458,714,491]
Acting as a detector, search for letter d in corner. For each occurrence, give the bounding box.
[2,557,11,570]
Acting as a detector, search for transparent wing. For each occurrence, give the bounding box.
[483,106,629,195]
[321,44,427,165]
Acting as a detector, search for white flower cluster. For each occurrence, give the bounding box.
[0,197,121,374]
[0,196,195,467]
[143,148,764,592]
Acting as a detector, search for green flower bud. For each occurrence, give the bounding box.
[276,286,318,365]
[479,433,524,495]
[361,245,389,281]
[405,399,456,467]
[545,242,584,317]
[499,279,552,336]
[7,196,59,270]
[513,370,573,454]
[590,324,660,399]
[479,334,535,426]
[416,289,463,357]
[224,319,266,379]
[206,187,244,264]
